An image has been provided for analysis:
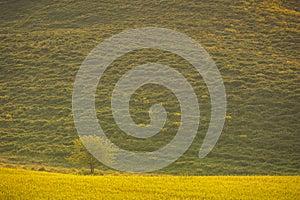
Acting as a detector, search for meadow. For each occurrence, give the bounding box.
[1,1,299,199]
[0,0,299,175]
[1,168,299,199]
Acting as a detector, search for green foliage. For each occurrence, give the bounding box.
[66,136,116,174]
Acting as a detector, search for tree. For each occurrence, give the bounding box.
[66,135,116,174]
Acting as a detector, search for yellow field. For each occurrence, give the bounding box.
[0,168,299,200]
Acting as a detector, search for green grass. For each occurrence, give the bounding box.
[0,0,299,175]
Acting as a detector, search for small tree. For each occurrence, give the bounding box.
[66,135,116,174]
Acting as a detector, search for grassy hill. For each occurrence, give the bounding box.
[0,0,299,175]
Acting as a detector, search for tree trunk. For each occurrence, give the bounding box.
[90,160,94,174]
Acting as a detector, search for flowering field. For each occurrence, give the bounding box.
[1,168,299,199]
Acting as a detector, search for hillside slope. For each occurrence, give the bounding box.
[0,0,299,174]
